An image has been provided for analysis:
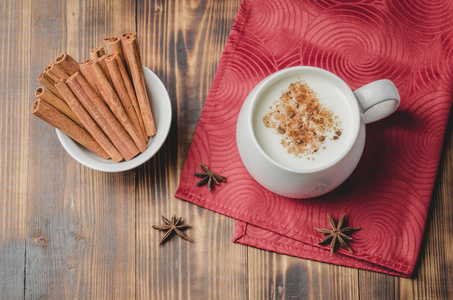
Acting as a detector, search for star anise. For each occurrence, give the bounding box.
[152,215,193,245]
[194,162,226,190]
[314,213,360,256]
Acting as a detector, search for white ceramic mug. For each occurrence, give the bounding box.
[236,66,400,198]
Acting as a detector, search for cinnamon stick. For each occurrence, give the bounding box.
[121,35,157,136]
[54,53,79,75]
[89,47,105,59]
[31,98,109,159]
[46,62,69,81]
[38,71,62,98]
[104,37,125,65]
[79,59,102,97]
[55,78,124,162]
[122,32,137,40]
[34,86,84,129]
[85,60,147,152]
[105,52,147,143]
[111,51,147,141]
[121,32,141,67]
[66,72,140,160]
[96,55,112,84]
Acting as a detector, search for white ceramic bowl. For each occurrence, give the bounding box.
[56,66,172,172]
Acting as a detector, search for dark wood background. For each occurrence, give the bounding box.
[0,0,452,299]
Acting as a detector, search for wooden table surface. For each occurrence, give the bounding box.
[1,0,452,299]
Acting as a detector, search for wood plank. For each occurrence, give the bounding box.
[359,272,395,299]
[135,0,247,299]
[247,248,360,299]
[25,0,136,298]
[0,1,31,299]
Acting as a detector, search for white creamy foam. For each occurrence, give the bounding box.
[253,73,354,171]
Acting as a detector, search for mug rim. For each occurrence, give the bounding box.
[248,66,361,174]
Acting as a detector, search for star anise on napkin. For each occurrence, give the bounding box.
[315,213,361,256]
[194,162,226,190]
[152,215,193,245]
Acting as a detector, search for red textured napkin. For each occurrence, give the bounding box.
[175,0,453,277]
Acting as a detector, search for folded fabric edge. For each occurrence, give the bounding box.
[233,221,412,278]
[175,189,414,278]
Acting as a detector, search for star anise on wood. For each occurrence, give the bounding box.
[194,162,226,190]
[152,215,193,245]
[315,213,361,256]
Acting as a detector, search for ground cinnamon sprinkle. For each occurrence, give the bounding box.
[263,80,342,158]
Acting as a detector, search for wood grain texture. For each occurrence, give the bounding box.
[135,0,246,299]
[0,0,453,299]
[359,272,395,300]
[248,248,360,299]
[0,1,31,299]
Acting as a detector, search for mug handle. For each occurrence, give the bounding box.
[353,79,400,124]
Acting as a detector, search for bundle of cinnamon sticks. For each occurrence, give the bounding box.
[31,33,156,162]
